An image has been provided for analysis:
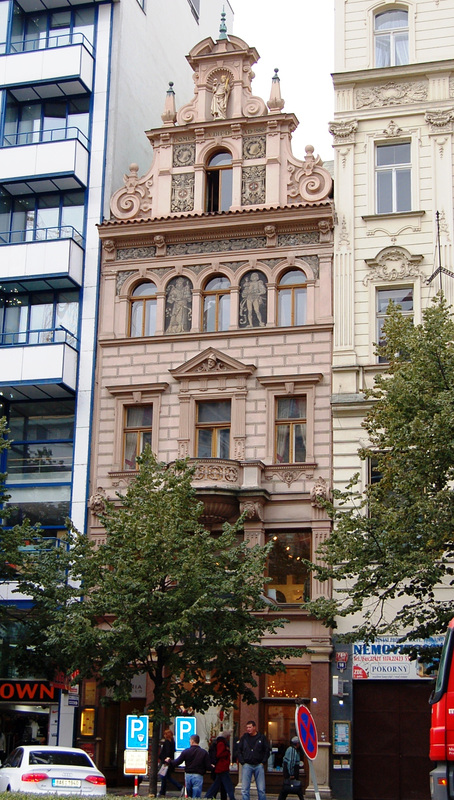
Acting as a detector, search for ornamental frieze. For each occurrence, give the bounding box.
[219,261,249,271]
[117,247,156,261]
[356,81,427,108]
[243,135,266,159]
[173,142,196,167]
[192,462,239,484]
[116,270,136,294]
[167,237,267,256]
[278,232,319,246]
[171,173,195,212]
[242,165,266,205]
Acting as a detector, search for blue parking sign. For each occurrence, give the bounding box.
[126,715,149,749]
[175,717,196,751]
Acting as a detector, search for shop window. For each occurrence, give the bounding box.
[265,531,311,604]
[375,8,409,67]
[130,282,157,337]
[202,275,230,332]
[275,397,306,464]
[206,151,233,213]
[123,406,153,470]
[376,142,411,214]
[264,667,311,769]
[196,400,231,458]
[277,270,307,326]
[376,286,413,362]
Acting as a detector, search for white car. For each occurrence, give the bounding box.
[0,745,107,795]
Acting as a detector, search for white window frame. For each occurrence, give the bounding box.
[374,7,409,67]
[368,3,415,69]
[375,140,411,214]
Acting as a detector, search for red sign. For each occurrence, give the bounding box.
[295,704,318,761]
[0,680,58,703]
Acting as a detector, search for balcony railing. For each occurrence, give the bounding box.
[0,31,94,57]
[0,226,84,246]
[0,325,79,349]
[2,126,89,149]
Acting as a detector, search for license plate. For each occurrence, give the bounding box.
[52,779,81,788]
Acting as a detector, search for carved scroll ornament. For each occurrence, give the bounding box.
[110,163,153,221]
[364,247,424,285]
[287,146,333,204]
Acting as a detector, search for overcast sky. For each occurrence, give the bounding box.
[231,1,335,163]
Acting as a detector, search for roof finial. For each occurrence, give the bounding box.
[267,68,285,112]
[218,8,228,40]
[161,81,177,126]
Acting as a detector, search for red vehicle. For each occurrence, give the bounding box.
[430,619,454,799]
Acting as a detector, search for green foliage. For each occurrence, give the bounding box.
[7,449,299,714]
[305,296,454,644]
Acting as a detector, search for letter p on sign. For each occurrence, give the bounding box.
[175,717,196,751]
[126,715,149,749]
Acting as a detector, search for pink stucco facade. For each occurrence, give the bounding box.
[91,31,334,795]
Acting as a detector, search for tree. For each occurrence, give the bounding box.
[6,449,299,792]
[305,296,454,650]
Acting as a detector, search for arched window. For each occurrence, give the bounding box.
[375,8,408,67]
[130,282,157,337]
[277,270,307,327]
[206,151,232,213]
[202,275,230,332]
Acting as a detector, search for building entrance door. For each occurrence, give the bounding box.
[353,680,433,800]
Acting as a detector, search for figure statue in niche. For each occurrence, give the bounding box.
[165,277,192,333]
[211,75,230,119]
[239,271,267,328]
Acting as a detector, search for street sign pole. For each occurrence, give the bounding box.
[295,705,321,800]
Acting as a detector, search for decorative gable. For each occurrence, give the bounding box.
[170,347,256,391]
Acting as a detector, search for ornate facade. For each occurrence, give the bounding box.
[331,3,454,799]
[93,27,334,794]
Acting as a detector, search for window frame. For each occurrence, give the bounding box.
[265,530,311,605]
[374,7,409,67]
[277,269,308,327]
[274,396,307,464]
[258,375,321,467]
[122,405,153,471]
[106,383,168,473]
[375,285,414,363]
[205,151,233,213]
[201,274,231,332]
[129,281,158,338]
[195,399,231,459]
[0,189,86,244]
[375,140,412,215]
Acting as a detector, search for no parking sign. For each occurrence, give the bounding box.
[295,704,318,761]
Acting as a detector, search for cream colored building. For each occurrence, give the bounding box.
[91,28,335,796]
[330,3,454,799]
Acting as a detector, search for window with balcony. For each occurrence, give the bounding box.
[376,286,413,363]
[275,397,306,463]
[123,406,153,470]
[0,189,85,245]
[277,269,307,326]
[10,3,95,53]
[202,275,230,332]
[376,142,411,214]
[129,282,157,337]
[0,287,79,346]
[3,398,74,530]
[375,8,409,67]
[196,400,231,459]
[206,151,233,213]
[266,532,311,604]
[3,95,90,148]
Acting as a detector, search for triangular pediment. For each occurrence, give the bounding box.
[170,347,256,381]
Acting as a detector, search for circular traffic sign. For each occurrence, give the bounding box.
[295,704,318,761]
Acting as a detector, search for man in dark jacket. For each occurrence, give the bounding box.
[166,734,211,798]
[237,721,270,800]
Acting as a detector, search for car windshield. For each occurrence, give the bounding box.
[29,751,93,767]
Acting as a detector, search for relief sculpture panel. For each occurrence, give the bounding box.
[239,271,267,328]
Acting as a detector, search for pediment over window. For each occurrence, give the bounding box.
[170,347,256,382]
[364,246,424,284]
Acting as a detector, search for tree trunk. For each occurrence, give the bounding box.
[148,721,161,796]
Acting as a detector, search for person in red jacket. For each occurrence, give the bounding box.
[205,731,235,800]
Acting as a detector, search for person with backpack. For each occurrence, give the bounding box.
[237,721,270,800]
[205,731,235,800]
[277,737,304,800]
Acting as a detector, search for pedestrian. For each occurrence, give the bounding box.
[236,720,270,800]
[277,737,304,800]
[205,731,235,800]
[166,734,211,799]
[158,730,183,797]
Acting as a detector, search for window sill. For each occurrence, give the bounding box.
[362,210,425,222]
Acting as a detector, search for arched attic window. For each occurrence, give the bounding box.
[205,151,232,213]
[277,269,307,327]
[129,281,157,337]
[374,7,409,67]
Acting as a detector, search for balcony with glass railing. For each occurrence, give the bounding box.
[2,125,89,150]
[0,129,89,186]
[0,225,84,247]
[0,325,78,348]
[0,32,94,94]
[0,326,79,394]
